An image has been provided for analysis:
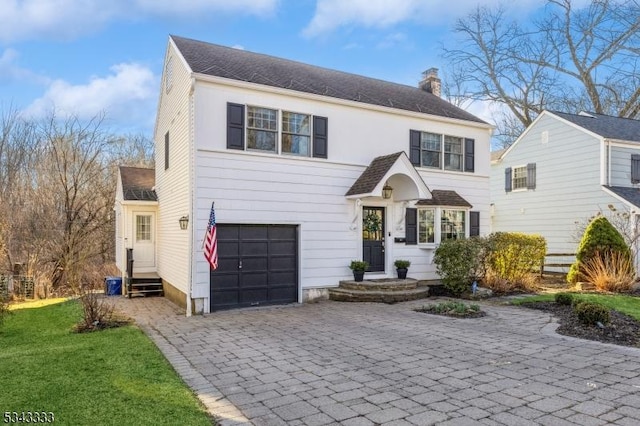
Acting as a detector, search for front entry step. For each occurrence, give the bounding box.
[127,277,163,298]
[329,278,429,303]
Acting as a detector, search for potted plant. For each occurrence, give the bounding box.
[394,259,411,279]
[349,260,368,282]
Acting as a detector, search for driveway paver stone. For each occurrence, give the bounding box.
[113,297,640,425]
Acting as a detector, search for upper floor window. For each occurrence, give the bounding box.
[282,111,311,156]
[444,136,463,171]
[247,106,277,152]
[227,103,328,159]
[420,132,441,168]
[512,165,527,190]
[505,163,536,192]
[410,130,474,173]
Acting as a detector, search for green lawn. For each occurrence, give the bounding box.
[510,293,640,320]
[0,300,212,425]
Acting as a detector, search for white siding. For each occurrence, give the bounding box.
[154,41,193,294]
[491,113,626,254]
[114,175,124,274]
[189,80,491,306]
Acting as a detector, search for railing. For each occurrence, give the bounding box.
[0,275,35,299]
[540,253,576,276]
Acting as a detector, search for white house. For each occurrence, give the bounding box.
[116,35,493,314]
[491,110,640,271]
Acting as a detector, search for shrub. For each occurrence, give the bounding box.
[554,292,574,306]
[419,301,483,316]
[487,232,546,283]
[568,216,632,283]
[573,301,610,325]
[349,260,368,271]
[394,259,411,269]
[580,251,635,292]
[434,237,489,296]
[74,287,126,333]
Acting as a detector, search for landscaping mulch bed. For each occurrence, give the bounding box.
[523,301,640,348]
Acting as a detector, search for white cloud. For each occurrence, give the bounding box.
[0,0,279,43]
[0,48,50,84]
[24,63,157,127]
[302,0,595,37]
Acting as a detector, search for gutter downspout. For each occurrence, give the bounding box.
[186,77,196,317]
[607,139,612,186]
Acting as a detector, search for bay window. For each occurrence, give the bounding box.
[417,208,467,244]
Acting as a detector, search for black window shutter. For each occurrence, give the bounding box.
[405,208,417,245]
[313,116,328,158]
[470,211,480,237]
[409,130,421,166]
[505,167,512,192]
[632,154,640,183]
[164,131,169,170]
[527,163,536,190]
[464,138,475,172]
[227,103,245,150]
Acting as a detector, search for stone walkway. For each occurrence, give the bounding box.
[112,297,640,426]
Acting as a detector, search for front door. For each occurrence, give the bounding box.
[362,206,385,272]
[132,212,155,269]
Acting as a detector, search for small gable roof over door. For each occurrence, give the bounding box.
[345,152,430,200]
[119,166,157,201]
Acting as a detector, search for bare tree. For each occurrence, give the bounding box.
[0,109,154,293]
[443,0,640,147]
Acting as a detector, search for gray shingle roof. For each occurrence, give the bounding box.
[120,166,157,201]
[171,35,487,124]
[416,190,472,208]
[346,152,404,196]
[552,111,640,143]
[604,185,640,209]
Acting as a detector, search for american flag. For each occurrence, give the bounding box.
[204,202,218,270]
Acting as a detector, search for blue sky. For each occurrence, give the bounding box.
[0,0,590,136]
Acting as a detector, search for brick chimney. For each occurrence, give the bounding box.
[419,68,441,97]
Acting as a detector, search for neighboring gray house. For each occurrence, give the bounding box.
[491,110,640,271]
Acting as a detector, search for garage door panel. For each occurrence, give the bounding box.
[269,271,296,285]
[217,225,239,240]
[240,272,268,287]
[240,289,269,304]
[240,226,268,239]
[218,241,239,256]
[269,226,296,239]
[269,256,296,271]
[211,224,298,311]
[241,257,268,272]
[270,287,297,302]
[214,274,240,289]
[214,290,240,307]
[271,241,296,255]
[242,241,269,256]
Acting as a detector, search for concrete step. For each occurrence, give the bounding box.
[339,278,419,291]
[328,287,429,303]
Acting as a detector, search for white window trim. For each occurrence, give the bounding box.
[244,104,314,157]
[417,207,469,247]
[419,131,467,172]
[511,164,528,192]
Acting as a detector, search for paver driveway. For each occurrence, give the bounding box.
[113,297,640,426]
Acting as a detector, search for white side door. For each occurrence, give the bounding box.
[132,212,155,269]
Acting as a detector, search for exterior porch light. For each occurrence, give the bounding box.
[179,215,189,230]
[382,184,393,199]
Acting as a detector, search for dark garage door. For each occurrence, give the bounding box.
[210,224,298,311]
